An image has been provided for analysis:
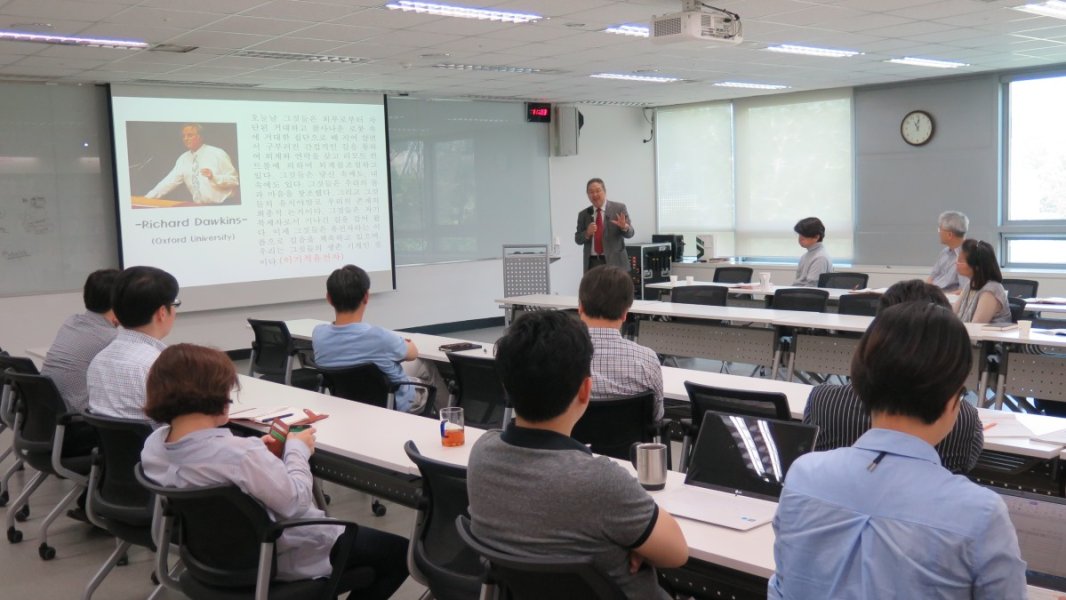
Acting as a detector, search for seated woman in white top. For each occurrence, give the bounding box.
[792,216,833,287]
[954,239,1012,324]
[139,343,409,599]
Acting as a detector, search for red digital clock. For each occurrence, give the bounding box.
[526,102,552,123]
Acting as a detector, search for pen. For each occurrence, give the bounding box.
[983,422,997,431]
[261,413,293,423]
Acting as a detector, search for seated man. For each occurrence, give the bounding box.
[87,266,179,422]
[41,269,120,415]
[770,302,1026,599]
[312,264,445,414]
[578,265,663,421]
[803,280,983,473]
[467,311,688,599]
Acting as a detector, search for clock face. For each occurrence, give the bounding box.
[901,110,934,146]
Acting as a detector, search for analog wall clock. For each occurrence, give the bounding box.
[901,110,934,146]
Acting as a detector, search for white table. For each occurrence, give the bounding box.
[283,319,491,363]
[647,280,855,302]
[234,373,778,580]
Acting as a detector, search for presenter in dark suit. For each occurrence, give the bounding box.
[575,178,635,272]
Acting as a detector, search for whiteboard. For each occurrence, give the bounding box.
[0,82,118,297]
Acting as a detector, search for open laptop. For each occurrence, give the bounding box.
[656,411,819,531]
[993,488,1066,593]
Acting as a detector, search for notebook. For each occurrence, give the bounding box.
[656,411,819,531]
[993,488,1066,592]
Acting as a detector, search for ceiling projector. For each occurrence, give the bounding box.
[651,0,742,45]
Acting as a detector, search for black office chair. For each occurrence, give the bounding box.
[247,319,321,390]
[670,285,728,307]
[445,352,509,429]
[318,363,436,414]
[134,464,375,600]
[0,355,39,510]
[4,372,93,559]
[1002,278,1039,299]
[817,272,869,290]
[455,515,627,600]
[403,441,484,600]
[570,392,668,462]
[679,381,791,471]
[319,363,436,516]
[837,292,881,317]
[81,414,159,600]
[768,288,829,312]
[1008,297,1027,323]
[712,267,753,284]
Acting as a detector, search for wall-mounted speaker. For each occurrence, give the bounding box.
[552,104,582,156]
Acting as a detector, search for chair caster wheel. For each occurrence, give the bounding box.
[0,490,7,507]
[371,500,386,517]
[15,505,29,522]
[38,543,56,560]
[7,527,22,543]
[117,553,129,566]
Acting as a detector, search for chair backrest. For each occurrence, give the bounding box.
[403,441,484,600]
[684,381,791,426]
[83,414,154,530]
[247,319,296,378]
[670,285,728,307]
[135,464,274,589]
[6,371,68,461]
[817,272,869,290]
[769,288,829,313]
[837,292,881,317]
[1008,297,1027,323]
[0,355,40,427]
[446,352,507,429]
[712,267,753,284]
[570,392,657,460]
[319,363,393,409]
[455,516,626,600]
[1003,278,1039,299]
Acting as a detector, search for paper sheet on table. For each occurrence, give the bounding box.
[980,413,1037,438]
[229,406,304,425]
[1027,585,1066,600]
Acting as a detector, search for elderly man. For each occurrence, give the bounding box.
[575,177,635,272]
[928,210,969,292]
[145,123,239,204]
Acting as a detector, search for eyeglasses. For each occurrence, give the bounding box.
[168,299,182,309]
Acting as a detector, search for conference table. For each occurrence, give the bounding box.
[233,367,1064,598]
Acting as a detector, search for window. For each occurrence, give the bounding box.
[655,89,853,261]
[1003,73,1066,267]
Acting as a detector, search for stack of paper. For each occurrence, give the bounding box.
[228,406,304,425]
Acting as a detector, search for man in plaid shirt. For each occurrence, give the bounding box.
[577,266,664,420]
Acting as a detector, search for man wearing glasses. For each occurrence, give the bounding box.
[88,266,180,424]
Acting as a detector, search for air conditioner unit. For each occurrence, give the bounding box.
[651,10,742,45]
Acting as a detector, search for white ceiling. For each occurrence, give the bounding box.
[1,0,1065,105]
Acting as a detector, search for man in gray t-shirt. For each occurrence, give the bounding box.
[467,311,688,598]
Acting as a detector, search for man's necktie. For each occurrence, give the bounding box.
[594,208,604,255]
[190,155,202,202]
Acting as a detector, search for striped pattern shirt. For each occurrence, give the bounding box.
[87,329,167,424]
[40,311,118,413]
[803,383,983,473]
[588,327,664,421]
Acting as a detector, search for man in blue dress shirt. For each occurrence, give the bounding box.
[770,302,1026,599]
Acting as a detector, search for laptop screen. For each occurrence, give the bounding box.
[993,488,1066,592]
[684,410,819,501]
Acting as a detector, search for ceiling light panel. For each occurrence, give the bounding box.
[885,57,969,68]
[591,73,682,83]
[604,25,650,38]
[765,44,861,58]
[0,29,148,49]
[385,1,543,24]
[1013,1,1066,21]
[714,81,790,90]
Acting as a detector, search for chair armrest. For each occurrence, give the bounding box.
[57,410,84,426]
[262,516,358,544]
